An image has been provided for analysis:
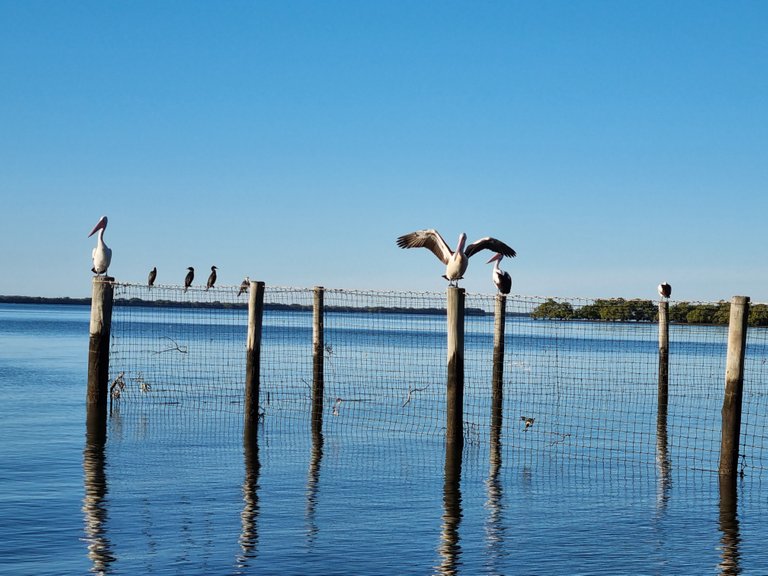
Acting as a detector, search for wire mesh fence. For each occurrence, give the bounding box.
[105,282,768,477]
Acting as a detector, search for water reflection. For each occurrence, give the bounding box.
[484,415,507,572]
[718,476,741,575]
[236,435,260,572]
[436,441,463,575]
[655,398,672,514]
[306,417,324,547]
[82,411,115,574]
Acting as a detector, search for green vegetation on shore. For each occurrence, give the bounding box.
[530,298,768,326]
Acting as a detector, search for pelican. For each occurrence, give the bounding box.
[184,267,194,292]
[88,216,112,275]
[237,276,250,297]
[487,253,512,295]
[396,229,516,286]
[658,282,672,300]
[148,267,157,288]
[206,266,217,290]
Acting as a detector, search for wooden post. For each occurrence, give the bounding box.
[312,286,325,427]
[658,300,669,409]
[446,287,465,446]
[719,296,749,477]
[491,294,506,436]
[244,281,265,439]
[87,276,114,417]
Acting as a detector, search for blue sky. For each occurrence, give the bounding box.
[1,1,766,301]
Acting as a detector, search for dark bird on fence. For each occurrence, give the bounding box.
[184,267,194,292]
[238,276,250,297]
[396,229,516,286]
[658,282,672,300]
[206,266,217,290]
[487,253,512,295]
[148,267,157,288]
[521,416,535,431]
[88,216,112,275]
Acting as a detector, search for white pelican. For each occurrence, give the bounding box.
[237,276,250,297]
[88,216,112,275]
[487,253,512,295]
[396,229,516,286]
[184,267,194,292]
[658,282,671,300]
[148,267,157,288]
[206,266,217,290]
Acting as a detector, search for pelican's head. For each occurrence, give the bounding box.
[487,253,503,264]
[457,232,467,251]
[88,216,108,237]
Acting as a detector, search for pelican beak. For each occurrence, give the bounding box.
[88,216,107,237]
[487,253,501,264]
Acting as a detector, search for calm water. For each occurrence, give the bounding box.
[1,302,767,575]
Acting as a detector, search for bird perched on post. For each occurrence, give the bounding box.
[184,267,194,292]
[148,267,157,288]
[238,276,250,297]
[396,229,516,286]
[658,282,672,300]
[88,216,112,275]
[206,266,217,290]
[487,253,512,295]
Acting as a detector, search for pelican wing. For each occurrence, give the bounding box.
[396,229,453,265]
[465,237,516,259]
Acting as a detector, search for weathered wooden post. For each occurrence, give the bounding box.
[244,281,265,439]
[719,296,749,477]
[491,294,506,437]
[658,299,669,408]
[446,287,465,446]
[312,286,325,427]
[87,276,114,419]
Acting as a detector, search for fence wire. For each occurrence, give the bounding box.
[106,282,768,476]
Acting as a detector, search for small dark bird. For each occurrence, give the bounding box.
[396,229,516,286]
[487,253,512,295]
[148,267,157,288]
[184,267,194,292]
[521,416,535,431]
[658,282,671,300]
[238,276,250,297]
[206,266,217,290]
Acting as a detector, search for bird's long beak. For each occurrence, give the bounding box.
[487,253,501,264]
[88,216,107,237]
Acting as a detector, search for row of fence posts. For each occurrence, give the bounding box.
[85,279,748,570]
[86,278,750,481]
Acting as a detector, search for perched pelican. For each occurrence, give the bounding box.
[658,282,672,300]
[237,276,250,297]
[184,267,194,292]
[148,267,157,288]
[206,266,217,290]
[487,253,512,295]
[396,229,516,286]
[88,216,112,275]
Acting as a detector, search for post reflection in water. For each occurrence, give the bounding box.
[306,417,324,547]
[236,433,261,572]
[655,396,672,514]
[82,410,116,574]
[718,475,741,575]
[435,440,463,576]
[484,412,507,571]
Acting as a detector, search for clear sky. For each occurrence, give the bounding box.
[1,1,766,302]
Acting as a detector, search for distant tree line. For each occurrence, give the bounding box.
[531,298,768,327]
